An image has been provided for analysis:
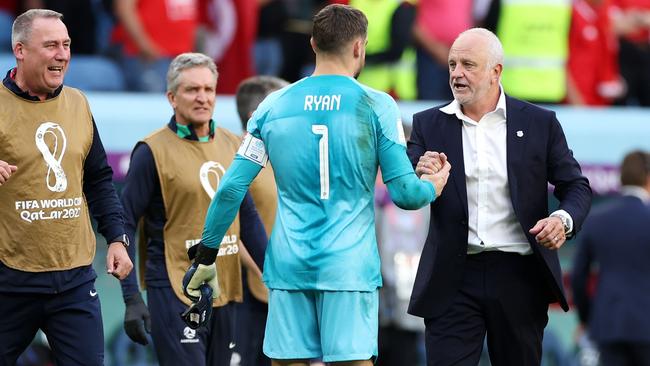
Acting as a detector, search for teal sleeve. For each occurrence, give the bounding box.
[201,156,263,249]
[386,173,436,210]
[381,140,436,210]
[377,129,417,183]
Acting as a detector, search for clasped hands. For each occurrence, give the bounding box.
[415,151,451,198]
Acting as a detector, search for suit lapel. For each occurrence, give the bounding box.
[442,114,468,218]
[505,96,529,215]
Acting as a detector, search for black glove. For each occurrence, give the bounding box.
[180,283,213,329]
[124,292,151,345]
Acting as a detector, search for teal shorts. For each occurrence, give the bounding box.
[263,289,379,362]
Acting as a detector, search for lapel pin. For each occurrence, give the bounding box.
[516,130,524,138]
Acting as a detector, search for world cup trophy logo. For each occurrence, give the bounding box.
[35,122,67,192]
[199,161,226,199]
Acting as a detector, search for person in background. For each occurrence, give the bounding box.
[413,0,472,101]
[118,52,267,366]
[254,0,288,76]
[610,0,650,106]
[351,0,417,100]
[233,75,289,366]
[199,0,258,94]
[572,150,650,366]
[484,0,572,104]
[567,0,625,105]
[112,0,198,92]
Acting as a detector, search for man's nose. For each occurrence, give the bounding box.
[196,89,208,102]
[55,46,70,61]
[450,66,464,79]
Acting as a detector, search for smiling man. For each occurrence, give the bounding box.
[118,52,267,366]
[0,9,132,365]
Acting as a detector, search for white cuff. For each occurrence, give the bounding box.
[550,209,573,235]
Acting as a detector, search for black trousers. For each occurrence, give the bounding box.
[424,251,550,366]
[0,280,103,366]
[148,285,234,366]
[599,342,650,366]
[618,39,650,106]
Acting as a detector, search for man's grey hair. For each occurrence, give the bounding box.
[456,28,504,69]
[12,9,63,49]
[236,76,289,125]
[166,53,218,94]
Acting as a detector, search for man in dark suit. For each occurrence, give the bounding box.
[406,28,592,366]
[572,150,650,366]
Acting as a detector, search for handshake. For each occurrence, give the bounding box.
[416,151,451,198]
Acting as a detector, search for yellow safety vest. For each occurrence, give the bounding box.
[497,0,571,102]
[352,0,417,100]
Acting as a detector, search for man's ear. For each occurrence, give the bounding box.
[167,91,176,108]
[492,63,503,83]
[353,39,363,58]
[310,37,318,54]
[13,42,24,61]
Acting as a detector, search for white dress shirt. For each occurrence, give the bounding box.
[440,88,573,255]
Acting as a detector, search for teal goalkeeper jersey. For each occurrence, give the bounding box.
[242,75,413,291]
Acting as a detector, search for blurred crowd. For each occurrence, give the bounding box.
[0,0,649,106]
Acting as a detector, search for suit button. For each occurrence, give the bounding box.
[461,220,467,226]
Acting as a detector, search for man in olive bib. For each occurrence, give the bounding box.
[0,9,132,366]
[118,53,267,366]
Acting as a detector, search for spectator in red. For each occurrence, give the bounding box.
[112,0,199,92]
[413,0,473,101]
[199,0,258,94]
[610,0,650,106]
[567,0,625,105]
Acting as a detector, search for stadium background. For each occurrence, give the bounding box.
[2,0,650,364]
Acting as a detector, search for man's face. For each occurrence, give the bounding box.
[168,67,217,127]
[15,17,70,97]
[448,33,498,107]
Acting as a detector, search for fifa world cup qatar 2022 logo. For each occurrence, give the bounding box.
[199,161,226,199]
[35,122,68,192]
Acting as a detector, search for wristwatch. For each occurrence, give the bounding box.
[551,214,571,235]
[111,234,130,248]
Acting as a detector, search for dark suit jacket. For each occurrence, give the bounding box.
[571,194,650,343]
[407,95,592,319]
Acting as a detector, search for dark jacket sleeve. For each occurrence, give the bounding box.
[118,143,159,298]
[83,117,126,243]
[547,113,593,236]
[238,192,268,270]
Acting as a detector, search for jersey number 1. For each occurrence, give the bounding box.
[312,125,329,199]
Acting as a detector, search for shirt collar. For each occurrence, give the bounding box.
[168,116,215,142]
[440,85,507,121]
[3,68,63,101]
[620,185,650,203]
